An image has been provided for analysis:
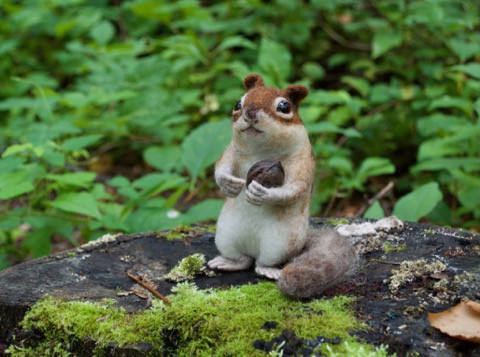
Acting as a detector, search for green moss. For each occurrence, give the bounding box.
[165,253,211,282]
[165,230,187,240]
[326,341,390,356]
[8,342,70,357]
[8,283,387,356]
[164,225,216,240]
[326,218,349,226]
[382,242,407,254]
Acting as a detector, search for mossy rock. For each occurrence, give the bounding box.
[0,219,479,356]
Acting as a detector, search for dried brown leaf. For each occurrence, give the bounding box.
[428,300,480,343]
[131,285,149,299]
[468,300,480,315]
[430,272,449,280]
[126,271,171,304]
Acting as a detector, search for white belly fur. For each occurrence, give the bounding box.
[215,189,309,267]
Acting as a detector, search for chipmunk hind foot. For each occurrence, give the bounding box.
[208,255,253,271]
[255,265,282,280]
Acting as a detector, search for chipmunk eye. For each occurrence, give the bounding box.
[276,100,290,114]
[234,100,242,111]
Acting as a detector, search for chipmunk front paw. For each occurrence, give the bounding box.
[245,180,273,206]
[216,173,246,198]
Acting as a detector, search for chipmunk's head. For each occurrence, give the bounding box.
[231,74,308,151]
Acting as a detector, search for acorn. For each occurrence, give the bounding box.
[246,160,285,188]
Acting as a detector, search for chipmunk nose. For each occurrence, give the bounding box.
[244,104,259,124]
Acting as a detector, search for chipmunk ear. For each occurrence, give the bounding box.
[244,73,265,90]
[285,84,309,106]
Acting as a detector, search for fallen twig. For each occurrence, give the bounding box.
[355,181,395,217]
[127,272,171,304]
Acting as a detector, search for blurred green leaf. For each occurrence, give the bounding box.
[353,158,395,189]
[182,199,223,224]
[0,253,10,270]
[0,216,21,230]
[61,135,103,151]
[47,192,101,219]
[132,173,187,197]
[23,228,53,258]
[181,120,231,183]
[108,176,130,188]
[309,90,351,106]
[341,76,370,97]
[413,158,480,173]
[416,114,468,136]
[0,165,44,199]
[475,98,480,117]
[448,39,480,62]
[364,201,385,219]
[258,38,291,85]
[0,173,35,199]
[393,182,443,222]
[372,30,402,58]
[217,36,257,51]
[458,186,480,210]
[46,172,96,188]
[450,63,480,80]
[0,157,25,173]
[428,96,472,115]
[2,143,34,157]
[43,149,65,167]
[327,157,353,173]
[143,146,183,172]
[417,127,480,160]
[302,62,325,80]
[306,122,361,138]
[127,207,178,232]
[90,21,115,45]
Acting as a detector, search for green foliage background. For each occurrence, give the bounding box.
[1,0,479,268]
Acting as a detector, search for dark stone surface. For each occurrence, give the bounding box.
[321,219,480,356]
[0,228,261,344]
[0,219,479,356]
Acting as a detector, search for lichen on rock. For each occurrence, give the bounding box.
[388,259,446,294]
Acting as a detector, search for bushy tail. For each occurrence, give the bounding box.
[278,228,359,299]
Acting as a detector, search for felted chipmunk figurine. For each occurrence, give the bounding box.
[208,74,358,298]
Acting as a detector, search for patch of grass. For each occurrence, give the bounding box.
[8,282,386,356]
